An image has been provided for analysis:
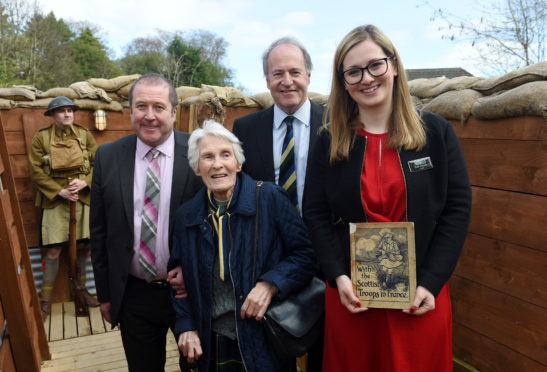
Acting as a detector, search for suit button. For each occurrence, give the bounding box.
[239,295,243,300]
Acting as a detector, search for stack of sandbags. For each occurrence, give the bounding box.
[2,61,545,121]
[38,87,79,99]
[0,86,38,109]
[471,81,547,119]
[181,85,258,109]
[469,62,547,120]
[409,61,547,122]
[67,81,122,112]
[177,86,201,102]
[87,74,140,106]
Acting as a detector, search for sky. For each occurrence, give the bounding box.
[39,0,491,95]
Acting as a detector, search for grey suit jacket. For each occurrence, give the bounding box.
[90,130,201,325]
[232,101,325,190]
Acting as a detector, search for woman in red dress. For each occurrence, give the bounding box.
[303,25,472,371]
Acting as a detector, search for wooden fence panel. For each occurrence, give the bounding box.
[451,116,544,141]
[453,323,545,372]
[455,233,547,308]
[451,276,546,365]
[469,187,547,252]
[460,139,546,195]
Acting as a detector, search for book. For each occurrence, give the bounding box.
[350,222,416,309]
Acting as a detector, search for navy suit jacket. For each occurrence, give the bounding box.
[232,101,325,197]
[90,130,201,325]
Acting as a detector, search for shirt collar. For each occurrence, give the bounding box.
[273,99,311,129]
[136,130,175,160]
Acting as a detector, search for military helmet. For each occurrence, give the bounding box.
[44,96,78,116]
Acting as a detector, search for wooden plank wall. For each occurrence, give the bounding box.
[0,113,50,371]
[450,116,547,371]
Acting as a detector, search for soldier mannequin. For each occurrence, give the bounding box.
[28,96,99,318]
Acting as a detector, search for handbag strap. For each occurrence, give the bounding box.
[252,180,263,284]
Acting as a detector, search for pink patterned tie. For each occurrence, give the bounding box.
[139,149,161,281]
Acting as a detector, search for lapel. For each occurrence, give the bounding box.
[119,135,137,232]
[169,130,191,232]
[255,106,275,180]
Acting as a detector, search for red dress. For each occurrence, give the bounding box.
[322,130,453,372]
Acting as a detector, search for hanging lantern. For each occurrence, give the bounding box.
[94,109,107,131]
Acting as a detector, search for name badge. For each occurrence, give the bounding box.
[408,157,433,172]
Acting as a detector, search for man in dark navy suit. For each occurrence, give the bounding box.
[233,37,324,372]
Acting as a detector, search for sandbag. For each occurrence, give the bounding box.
[12,85,39,93]
[87,74,140,92]
[472,61,547,96]
[176,86,201,102]
[181,92,216,106]
[69,82,112,102]
[471,81,547,119]
[0,87,36,101]
[14,98,52,108]
[408,77,448,98]
[200,85,257,107]
[249,92,274,108]
[0,98,14,109]
[309,92,328,106]
[411,95,424,110]
[106,92,123,102]
[73,99,124,112]
[38,87,79,99]
[116,83,133,98]
[425,76,484,97]
[423,89,483,122]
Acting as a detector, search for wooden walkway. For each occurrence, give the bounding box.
[40,301,180,371]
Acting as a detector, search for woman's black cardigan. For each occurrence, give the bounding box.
[302,111,472,296]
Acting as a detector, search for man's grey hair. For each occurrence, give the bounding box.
[262,37,313,77]
[187,120,246,173]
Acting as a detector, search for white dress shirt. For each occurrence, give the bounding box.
[272,99,311,210]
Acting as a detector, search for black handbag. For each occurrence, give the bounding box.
[253,181,325,360]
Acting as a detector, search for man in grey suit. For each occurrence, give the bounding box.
[232,37,324,371]
[90,73,201,371]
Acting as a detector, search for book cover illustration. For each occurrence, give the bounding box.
[350,222,416,309]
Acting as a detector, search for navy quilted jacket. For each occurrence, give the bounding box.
[171,172,316,372]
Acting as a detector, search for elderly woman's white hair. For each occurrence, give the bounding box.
[187,119,246,173]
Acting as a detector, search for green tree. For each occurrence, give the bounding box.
[0,0,31,86]
[24,12,78,89]
[1,0,121,89]
[69,26,121,81]
[118,37,165,74]
[119,30,234,88]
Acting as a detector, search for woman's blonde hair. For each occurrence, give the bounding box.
[326,24,425,164]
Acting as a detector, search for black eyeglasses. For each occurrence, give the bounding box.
[342,57,393,85]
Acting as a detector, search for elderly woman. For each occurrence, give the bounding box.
[171,120,316,372]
